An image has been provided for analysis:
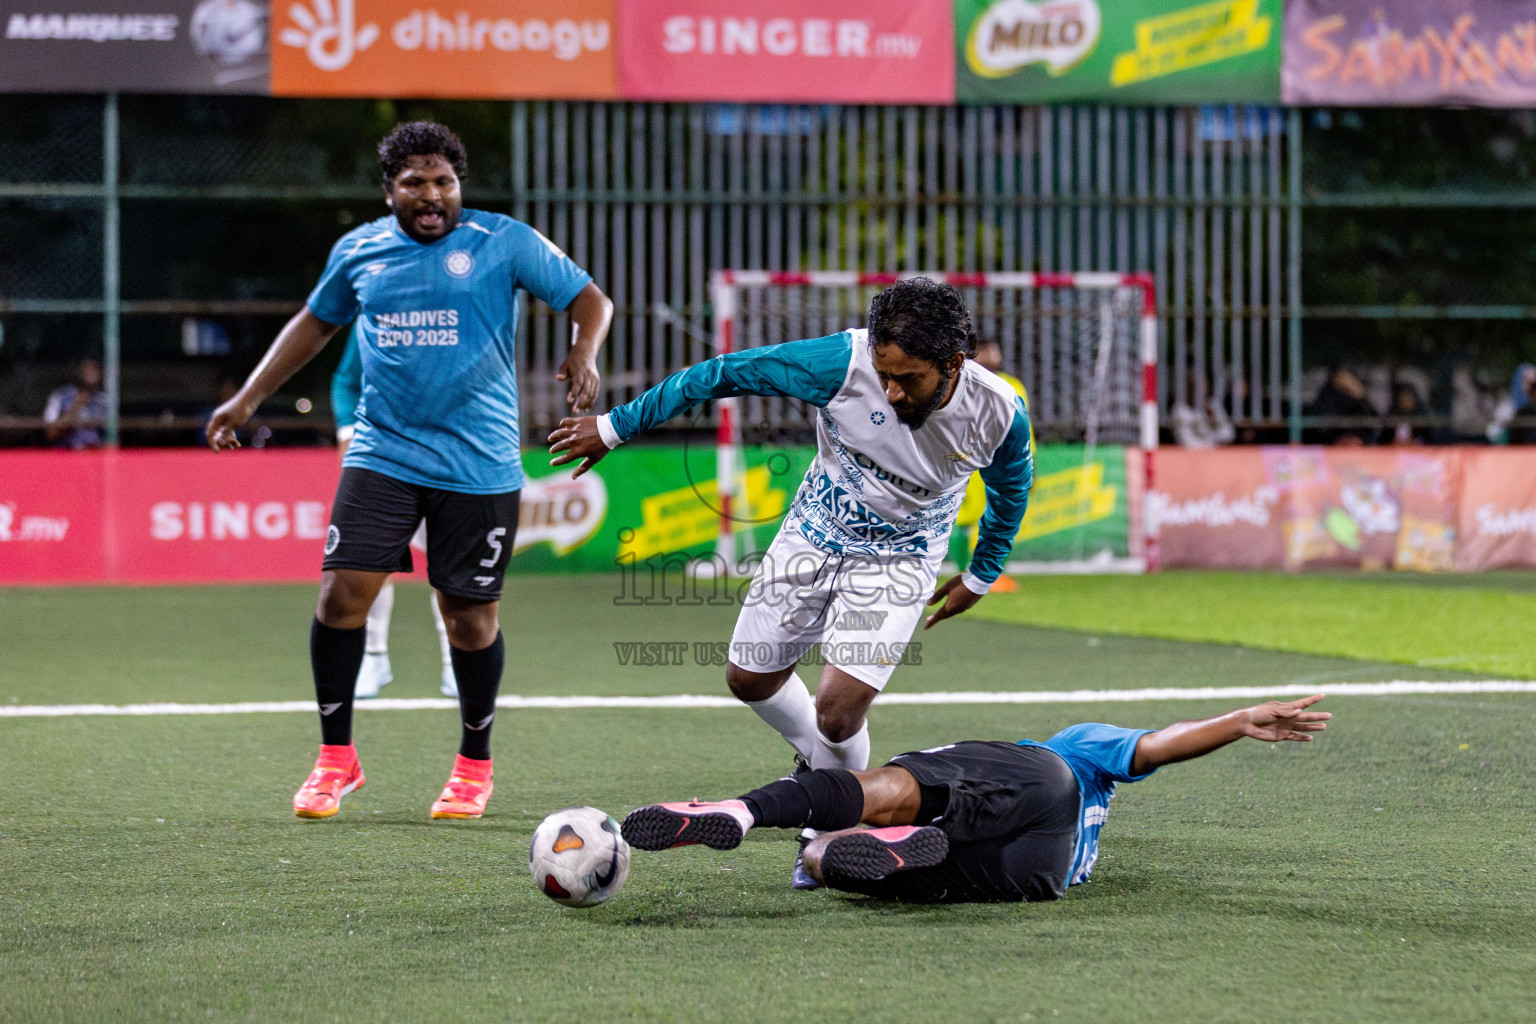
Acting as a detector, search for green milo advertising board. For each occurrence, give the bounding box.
[955,0,1281,104]
[510,444,1133,574]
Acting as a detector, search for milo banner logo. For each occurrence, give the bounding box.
[956,0,1280,103]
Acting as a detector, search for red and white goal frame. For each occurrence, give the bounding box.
[708,270,1159,574]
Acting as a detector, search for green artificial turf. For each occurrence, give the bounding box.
[2,580,1533,1023]
[976,571,1536,679]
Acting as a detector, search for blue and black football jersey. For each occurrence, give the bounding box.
[308,209,591,494]
[1020,723,1157,886]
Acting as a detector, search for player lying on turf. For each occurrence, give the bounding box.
[551,278,1033,886]
[621,695,1329,902]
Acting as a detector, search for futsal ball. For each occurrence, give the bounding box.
[529,806,631,908]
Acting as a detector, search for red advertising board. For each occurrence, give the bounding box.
[617,0,954,103]
[0,451,107,584]
[0,450,408,585]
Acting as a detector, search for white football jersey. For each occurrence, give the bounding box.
[790,329,1023,560]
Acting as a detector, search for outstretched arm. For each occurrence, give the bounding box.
[1130,695,1330,776]
[549,333,852,477]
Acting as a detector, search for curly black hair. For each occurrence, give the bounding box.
[378,121,468,188]
[866,278,975,366]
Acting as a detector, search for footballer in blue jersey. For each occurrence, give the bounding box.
[208,122,613,822]
[620,694,1330,903]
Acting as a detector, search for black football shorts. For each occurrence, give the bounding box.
[834,741,1082,903]
[322,466,520,601]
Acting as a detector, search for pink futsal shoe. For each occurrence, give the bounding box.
[430,754,493,819]
[293,744,365,819]
[621,799,755,851]
[818,826,949,882]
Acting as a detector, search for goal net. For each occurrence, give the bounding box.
[708,271,1158,575]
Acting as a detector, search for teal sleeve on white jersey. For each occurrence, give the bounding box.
[304,210,592,494]
[606,333,852,442]
[330,328,362,428]
[1023,723,1157,887]
[968,394,1034,584]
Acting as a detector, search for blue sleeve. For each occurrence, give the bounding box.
[608,333,852,442]
[331,329,362,428]
[968,395,1034,584]
[306,235,362,327]
[508,221,591,312]
[1045,724,1157,784]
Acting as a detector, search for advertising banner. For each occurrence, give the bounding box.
[1456,449,1536,570]
[955,0,1280,104]
[0,0,268,92]
[0,451,107,584]
[1004,445,1136,563]
[13,445,1536,586]
[1283,0,1536,107]
[616,0,954,104]
[1149,447,1285,568]
[271,0,616,98]
[1263,448,1460,571]
[1152,447,1464,572]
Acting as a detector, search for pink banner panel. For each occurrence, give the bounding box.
[105,449,341,584]
[1457,449,1536,570]
[617,0,954,103]
[0,451,107,584]
[1149,448,1286,569]
[1283,0,1536,107]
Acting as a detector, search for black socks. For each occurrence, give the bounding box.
[451,631,504,760]
[310,618,366,746]
[739,769,865,832]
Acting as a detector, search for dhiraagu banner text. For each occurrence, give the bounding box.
[955,0,1280,104]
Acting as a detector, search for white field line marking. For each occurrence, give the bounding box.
[2,681,1535,718]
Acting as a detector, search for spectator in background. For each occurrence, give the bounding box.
[1485,363,1536,444]
[43,357,107,449]
[1389,378,1430,446]
[1306,364,1379,446]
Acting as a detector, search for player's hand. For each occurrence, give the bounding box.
[1240,694,1331,742]
[206,395,256,451]
[923,574,984,629]
[557,351,601,414]
[548,416,609,478]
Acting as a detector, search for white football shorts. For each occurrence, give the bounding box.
[728,524,940,691]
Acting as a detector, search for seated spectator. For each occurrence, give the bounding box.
[1486,363,1536,444]
[43,357,107,449]
[1307,364,1379,446]
[1389,378,1430,445]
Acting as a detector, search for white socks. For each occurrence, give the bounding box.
[812,721,870,772]
[365,580,395,654]
[745,675,819,761]
[430,590,452,667]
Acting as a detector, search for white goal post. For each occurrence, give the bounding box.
[708,270,1159,575]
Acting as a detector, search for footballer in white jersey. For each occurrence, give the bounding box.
[550,279,1033,805]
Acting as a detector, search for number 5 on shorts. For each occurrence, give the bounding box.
[479,527,507,568]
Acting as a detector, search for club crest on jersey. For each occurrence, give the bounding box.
[444,250,474,278]
[870,410,886,425]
